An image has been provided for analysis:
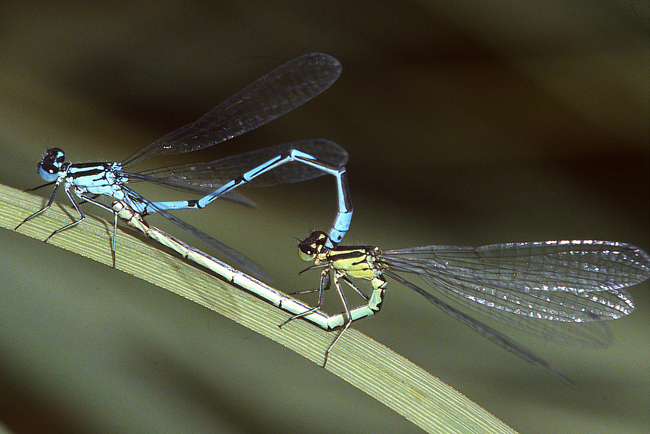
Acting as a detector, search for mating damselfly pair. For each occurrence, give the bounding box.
[15,53,650,382]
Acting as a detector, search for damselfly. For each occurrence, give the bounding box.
[294,231,650,380]
[15,54,352,277]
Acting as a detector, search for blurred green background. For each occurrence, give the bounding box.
[0,1,648,433]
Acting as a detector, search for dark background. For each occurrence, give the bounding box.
[1,1,648,433]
